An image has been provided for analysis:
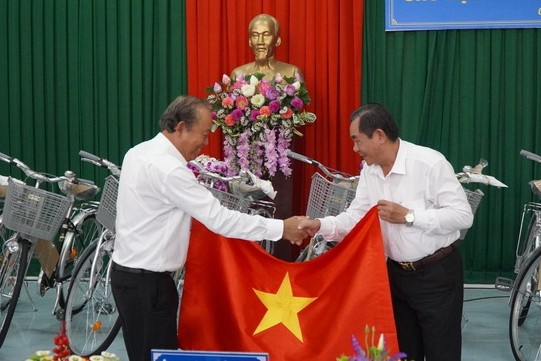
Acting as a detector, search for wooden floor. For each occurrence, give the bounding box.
[0,282,516,360]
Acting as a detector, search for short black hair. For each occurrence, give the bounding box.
[350,103,399,141]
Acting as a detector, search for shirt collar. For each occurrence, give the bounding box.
[364,138,407,177]
[155,132,187,165]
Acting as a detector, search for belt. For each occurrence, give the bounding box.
[112,262,172,276]
[389,239,461,272]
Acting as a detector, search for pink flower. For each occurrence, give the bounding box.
[235,95,249,110]
[265,87,280,100]
[269,100,281,113]
[232,108,244,121]
[221,97,234,109]
[284,84,296,96]
[257,79,272,96]
[213,82,222,93]
[249,109,260,121]
[259,106,271,116]
[281,107,294,119]
[290,97,304,110]
[221,74,231,85]
[224,114,235,126]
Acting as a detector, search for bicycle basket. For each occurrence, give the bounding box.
[459,188,484,240]
[306,172,357,219]
[3,178,71,241]
[205,186,251,214]
[96,175,119,231]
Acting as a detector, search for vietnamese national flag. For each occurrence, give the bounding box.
[178,206,398,360]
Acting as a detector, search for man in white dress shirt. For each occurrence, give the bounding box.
[111,95,308,361]
[298,103,473,361]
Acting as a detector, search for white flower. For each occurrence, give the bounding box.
[102,351,119,358]
[377,333,385,351]
[89,356,105,361]
[36,351,51,356]
[249,74,259,85]
[250,94,265,107]
[68,356,86,361]
[241,84,256,97]
[292,81,301,91]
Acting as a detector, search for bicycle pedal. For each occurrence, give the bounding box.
[37,272,54,296]
[495,276,514,292]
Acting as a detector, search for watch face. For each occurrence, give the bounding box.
[405,212,414,222]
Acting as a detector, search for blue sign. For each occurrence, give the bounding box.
[151,350,269,361]
[386,0,541,31]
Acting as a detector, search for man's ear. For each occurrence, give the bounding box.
[175,121,186,133]
[374,129,387,142]
[275,36,282,47]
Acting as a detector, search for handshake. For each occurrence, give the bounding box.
[282,216,321,246]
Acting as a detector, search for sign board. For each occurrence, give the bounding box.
[151,350,269,361]
[386,0,541,31]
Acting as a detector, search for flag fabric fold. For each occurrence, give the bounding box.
[178,206,398,360]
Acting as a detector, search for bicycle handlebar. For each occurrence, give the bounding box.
[0,151,94,186]
[286,150,358,182]
[188,160,242,183]
[520,149,541,164]
[79,150,121,177]
[0,150,98,199]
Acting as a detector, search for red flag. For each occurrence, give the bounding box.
[178,206,398,360]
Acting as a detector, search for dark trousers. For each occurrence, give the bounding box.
[387,248,464,361]
[111,266,179,361]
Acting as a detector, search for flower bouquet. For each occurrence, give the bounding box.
[337,326,407,361]
[206,72,316,178]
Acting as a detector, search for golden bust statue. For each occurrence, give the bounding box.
[231,14,304,82]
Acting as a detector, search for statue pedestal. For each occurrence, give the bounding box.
[270,172,294,261]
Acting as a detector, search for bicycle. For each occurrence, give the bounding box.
[494,149,541,361]
[286,150,359,261]
[0,152,100,347]
[63,150,122,357]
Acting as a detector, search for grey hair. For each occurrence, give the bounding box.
[159,95,210,133]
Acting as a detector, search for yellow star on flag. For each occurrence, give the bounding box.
[252,272,317,342]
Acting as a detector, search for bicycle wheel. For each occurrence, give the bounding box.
[64,236,120,357]
[53,209,101,309]
[295,235,336,262]
[0,237,29,347]
[517,213,541,272]
[509,247,541,361]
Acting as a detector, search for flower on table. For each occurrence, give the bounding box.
[337,325,407,361]
[207,72,316,178]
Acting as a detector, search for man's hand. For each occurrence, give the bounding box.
[283,216,311,245]
[298,218,321,239]
[376,199,409,224]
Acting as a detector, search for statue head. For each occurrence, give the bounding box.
[248,14,282,62]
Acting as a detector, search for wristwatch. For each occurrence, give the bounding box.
[405,209,415,227]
